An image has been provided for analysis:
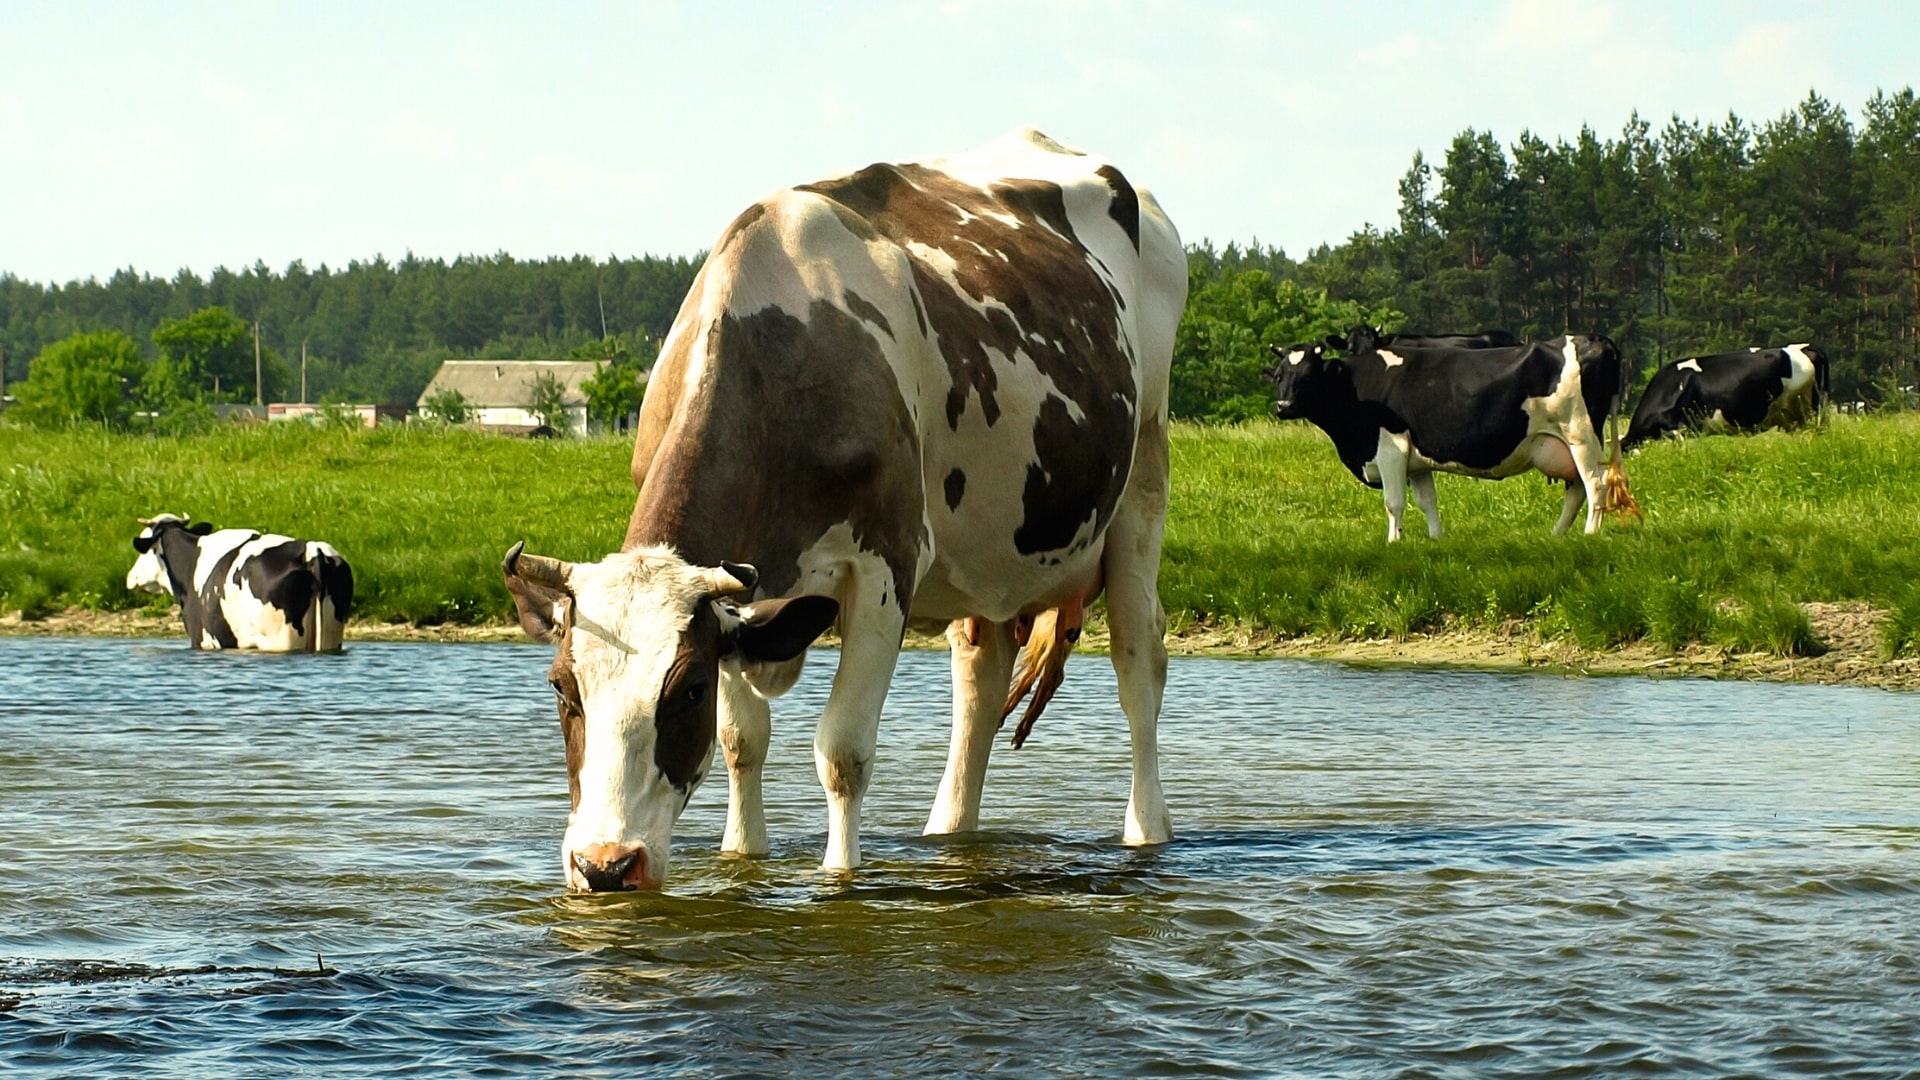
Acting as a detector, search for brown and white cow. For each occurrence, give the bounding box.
[502,129,1186,891]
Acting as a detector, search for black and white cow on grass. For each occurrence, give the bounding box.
[499,128,1186,891]
[1623,344,1830,451]
[128,514,353,651]
[1264,331,1626,540]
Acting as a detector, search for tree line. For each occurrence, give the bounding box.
[0,252,698,411]
[6,88,1916,424]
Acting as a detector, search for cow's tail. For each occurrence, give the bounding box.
[305,548,325,653]
[1813,345,1831,426]
[307,545,348,653]
[1597,336,1643,525]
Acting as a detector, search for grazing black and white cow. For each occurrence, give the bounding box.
[1623,344,1830,450]
[1337,325,1520,353]
[499,128,1186,891]
[1264,331,1625,540]
[128,514,353,651]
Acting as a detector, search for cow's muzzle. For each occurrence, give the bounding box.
[568,842,658,892]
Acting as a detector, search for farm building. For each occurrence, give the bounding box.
[414,360,607,434]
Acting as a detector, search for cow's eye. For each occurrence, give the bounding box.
[682,683,705,705]
[549,679,566,702]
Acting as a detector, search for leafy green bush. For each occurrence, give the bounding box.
[1714,590,1824,657]
[1880,584,1920,659]
[1564,577,1648,648]
[1645,578,1715,651]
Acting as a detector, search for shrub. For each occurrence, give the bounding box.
[1645,578,1715,651]
[1715,590,1824,657]
[1564,577,1648,648]
[1880,584,1920,659]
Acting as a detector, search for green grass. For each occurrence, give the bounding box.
[4,413,1918,656]
[1,423,635,626]
[1162,414,1920,656]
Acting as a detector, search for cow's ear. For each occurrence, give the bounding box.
[726,595,839,664]
[1323,333,1346,352]
[132,533,156,554]
[187,522,214,536]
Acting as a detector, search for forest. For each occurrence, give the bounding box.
[3,89,1916,423]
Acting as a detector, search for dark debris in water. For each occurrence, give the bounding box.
[1,954,338,990]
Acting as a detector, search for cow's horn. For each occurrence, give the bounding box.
[505,543,573,589]
[703,562,758,596]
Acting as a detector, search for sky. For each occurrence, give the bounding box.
[2,0,1916,285]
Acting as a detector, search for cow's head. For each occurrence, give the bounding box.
[1263,342,1344,419]
[1339,324,1387,355]
[501,542,838,892]
[127,514,212,594]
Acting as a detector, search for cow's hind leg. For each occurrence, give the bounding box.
[1410,471,1442,538]
[1375,431,1410,542]
[1553,481,1587,535]
[1103,416,1173,846]
[925,617,1016,836]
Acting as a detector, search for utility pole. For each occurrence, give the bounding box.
[253,319,263,407]
[597,285,609,341]
[301,340,308,405]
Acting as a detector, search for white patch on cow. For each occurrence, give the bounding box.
[561,546,727,891]
[1678,358,1703,373]
[126,541,168,594]
[1378,349,1406,368]
[1287,349,1306,366]
[189,530,264,594]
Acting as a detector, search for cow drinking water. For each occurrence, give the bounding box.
[501,129,1186,892]
[128,514,353,651]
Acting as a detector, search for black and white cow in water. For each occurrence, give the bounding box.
[499,129,1186,892]
[1623,344,1830,450]
[128,514,353,651]
[1264,331,1626,540]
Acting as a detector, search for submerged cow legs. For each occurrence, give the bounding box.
[813,564,907,871]
[924,617,1018,835]
[1104,419,1173,846]
[717,665,773,856]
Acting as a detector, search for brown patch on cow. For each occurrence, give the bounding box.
[547,635,586,811]
[818,751,869,800]
[653,600,722,791]
[714,203,768,255]
[625,293,923,611]
[944,467,966,510]
[842,288,893,340]
[796,161,1138,557]
[1094,164,1140,250]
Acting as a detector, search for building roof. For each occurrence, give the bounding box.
[416,360,607,409]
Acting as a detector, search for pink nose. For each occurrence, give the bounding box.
[570,842,657,892]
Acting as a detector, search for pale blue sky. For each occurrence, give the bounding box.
[2,0,1914,284]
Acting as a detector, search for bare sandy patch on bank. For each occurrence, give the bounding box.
[5,601,1915,692]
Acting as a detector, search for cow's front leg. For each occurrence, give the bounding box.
[925,617,1016,835]
[717,665,772,856]
[1374,430,1410,543]
[814,565,907,872]
[1410,471,1442,538]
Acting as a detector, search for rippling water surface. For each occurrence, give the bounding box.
[2,637,1916,1076]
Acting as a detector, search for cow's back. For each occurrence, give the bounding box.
[627,129,1182,623]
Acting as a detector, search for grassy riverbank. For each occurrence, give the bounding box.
[4,416,1919,661]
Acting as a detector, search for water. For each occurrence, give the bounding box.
[1,636,1916,1077]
